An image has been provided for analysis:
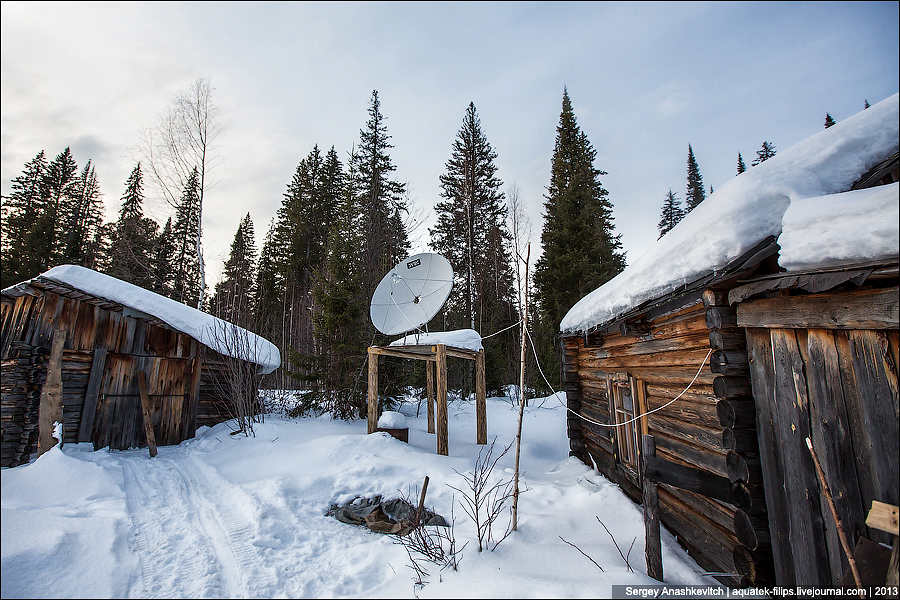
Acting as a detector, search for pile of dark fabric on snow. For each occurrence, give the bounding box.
[326,495,448,536]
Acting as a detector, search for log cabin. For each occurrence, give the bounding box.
[559,94,899,587]
[1,265,280,467]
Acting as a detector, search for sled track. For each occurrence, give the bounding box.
[120,453,275,598]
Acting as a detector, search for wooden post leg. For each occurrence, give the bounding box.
[38,326,66,455]
[475,349,486,445]
[435,344,449,456]
[138,371,158,458]
[642,434,663,581]
[426,360,435,434]
[367,348,378,434]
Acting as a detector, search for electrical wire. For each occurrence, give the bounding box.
[523,326,712,429]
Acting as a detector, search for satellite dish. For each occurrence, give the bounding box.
[370,253,454,335]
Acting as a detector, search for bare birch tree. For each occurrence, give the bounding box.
[143,78,219,307]
[507,184,532,532]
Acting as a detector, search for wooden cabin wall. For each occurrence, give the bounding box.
[563,295,772,587]
[1,291,205,464]
[739,284,900,587]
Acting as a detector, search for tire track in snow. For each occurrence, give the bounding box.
[120,455,242,598]
[168,455,279,597]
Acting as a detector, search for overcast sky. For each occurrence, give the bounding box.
[2,1,898,287]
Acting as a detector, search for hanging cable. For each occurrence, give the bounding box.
[524,326,712,429]
[480,318,524,340]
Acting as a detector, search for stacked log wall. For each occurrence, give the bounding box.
[562,296,772,587]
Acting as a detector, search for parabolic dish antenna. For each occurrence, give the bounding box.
[370,252,454,336]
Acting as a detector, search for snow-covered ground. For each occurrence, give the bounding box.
[2,393,712,598]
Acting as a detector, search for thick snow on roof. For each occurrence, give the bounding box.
[389,328,484,352]
[3,265,281,373]
[561,93,900,334]
[778,183,899,271]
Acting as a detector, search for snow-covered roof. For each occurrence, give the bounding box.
[561,93,900,334]
[2,265,281,374]
[778,182,899,271]
[389,328,483,352]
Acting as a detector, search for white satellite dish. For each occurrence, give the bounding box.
[370,252,454,336]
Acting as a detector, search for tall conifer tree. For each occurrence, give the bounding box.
[737,152,747,175]
[430,102,517,392]
[58,161,104,266]
[172,167,203,306]
[684,145,706,212]
[353,91,409,301]
[657,189,684,240]
[533,89,626,387]
[41,147,79,267]
[212,213,257,326]
[311,148,369,418]
[108,163,157,287]
[2,151,49,286]
[150,217,176,296]
[824,113,836,128]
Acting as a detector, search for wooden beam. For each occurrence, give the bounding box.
[78,346,107,442]
[369,346,437,362]
[38,326,66,455]
[435,344,448,456]
[445,346,479,360]
[426,360,435,434]
[137,371,158,458]
[644,455,736,505]
[737,286,899,330]
[475,349,486,445]
[867,501,900,536]
[367,348,378,434]
[642,435,663,581]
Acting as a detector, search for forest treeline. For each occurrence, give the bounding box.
[6,86,855,418]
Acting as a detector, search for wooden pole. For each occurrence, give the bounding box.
[426,360,435,434]
[475,349,487,445]
[512,242,530,531]
[415,475,430,525]
[137,371,158,458]
[806,437,862,587]
[38,326,67,455]
[642,434,663,581]
[367,347,378,434]
[435,344,448,456]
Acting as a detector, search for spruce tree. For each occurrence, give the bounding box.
[150,217,176,296]
[57,160,104,266]
[172,167,204,306]
[864,99,870,109]
[430,102,517,393]
[737,152,747,175]
[825,113,836,128]
[311,147,369,418]
[684,144,706,212]
[350,90,410,403]
[2,151,49,286]
[41,147,79,268]
[353,90,409,301]
[108,163,158,287]
[533,89,626,388]
[751,141,777,166]
[211,213,257,327]
[657,189,684,240]
[253,218,284,340]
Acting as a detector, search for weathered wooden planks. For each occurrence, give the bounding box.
[737,286,899,330]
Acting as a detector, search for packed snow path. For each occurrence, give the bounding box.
[2,395,713,598]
